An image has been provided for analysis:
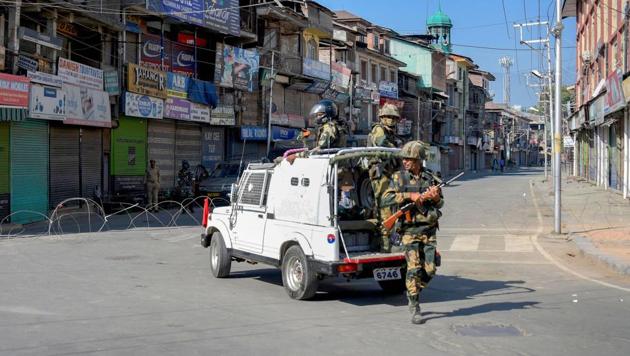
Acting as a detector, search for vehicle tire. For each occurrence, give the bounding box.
[357,171,374,210]
[377,267,407,294]
[209,232,231,278]
[281,245,318,300]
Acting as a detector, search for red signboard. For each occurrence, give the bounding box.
[604,69,625,114]
[379,97,404,109]
[0,73,30,108]
[177,32,207,47]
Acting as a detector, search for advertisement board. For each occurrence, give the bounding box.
[204,0,240,36]
[167,72,190,98]
[171,43,195,75]
[64,84,112,127]
[303,58,330,80]
[0,73,30,108]
[123,91,164,119]
[240,126,268,141]
[202,127,225,170]
[127,63,167,98]
[331,62,351,89]
[379,81,399,99]
[104,69,120,96]
[164,97,191,120]
[604,69,625,114]
[29,84,66,120]
[215,43,259,92]
[27,71,63,87]
[140,33,170,71]
[271,126,299,141]
[57,57,104,90]
[148,0,204,26]
[210,105,236,125]
[190,102,210,123]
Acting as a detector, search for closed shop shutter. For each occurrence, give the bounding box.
[148,119,176,190]
[175,122,201,170]
[588,131,597,181]
[80,128,103,199]
[0,123,10,221]
[10,120,49,223]
[49,125,81,208]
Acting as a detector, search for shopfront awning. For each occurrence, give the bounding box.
[0,107,28,121]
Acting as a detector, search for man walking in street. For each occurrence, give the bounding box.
[381,141,444,324]
[145,159,160,212]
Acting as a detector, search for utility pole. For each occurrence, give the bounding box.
[552,0,564,234]
[266,51,275,158]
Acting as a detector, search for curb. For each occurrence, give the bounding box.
[572,234,630,276]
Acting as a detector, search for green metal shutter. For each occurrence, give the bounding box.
[10,120,49,224]
[0,122,9,221]
[80,128,103,199]
[49,125,81,209]
[148,119,176,190]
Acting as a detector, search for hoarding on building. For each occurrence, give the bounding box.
[271,126,299,141]
[171,43,195,75]
[27,71,63,87]
[589,94,605,126]
[123,91,164,119]
[604,69,624,115]
[64,84,112,127]
[140,33,170,71]
[190,102,210,123]
[148,0,204,26]
[210,105,236,125]
[331,62,351,89]
[0,73,30,108]
[57,57,104,90]
[17,55,38,72]
[379,81,399,99]
[241,126,267,141]
[167,72,190,98]
[19,27,63,51]
[127,64,167,98]
[202,127,225,170]
[29,84,66,120]
[215,43,259,92]
[204,0,240,36]
[164,97,191,120]
[303,58,330,80]
[104,69,120,96]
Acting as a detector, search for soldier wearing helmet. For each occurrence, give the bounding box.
[381,140,444,325]
[309,99,347,149]
[368,103,404,148]
[368,103,404,252]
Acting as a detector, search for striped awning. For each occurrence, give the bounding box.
[0,107,28,121]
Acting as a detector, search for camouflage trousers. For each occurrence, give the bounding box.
[402,234,437,307]
[371,175,392,252]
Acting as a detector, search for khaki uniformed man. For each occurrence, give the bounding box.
[381,141,443,324]
[145,159,160,212]
[368,103,404,252]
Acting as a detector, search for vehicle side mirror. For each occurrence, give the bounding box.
[229,183,238,202]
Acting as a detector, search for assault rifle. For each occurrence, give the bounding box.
[382,171,464,231]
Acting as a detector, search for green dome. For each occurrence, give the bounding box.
[427,8,452,28]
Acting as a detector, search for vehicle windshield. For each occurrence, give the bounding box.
[209,164,240,178]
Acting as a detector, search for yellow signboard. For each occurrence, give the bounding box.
[127,63,167,98]
[622,76,630,103]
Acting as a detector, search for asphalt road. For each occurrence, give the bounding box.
[1,168,630,355]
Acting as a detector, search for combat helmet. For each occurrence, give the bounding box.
[399,140,429,160]
[378,103,400,128]
[309,99,339,125]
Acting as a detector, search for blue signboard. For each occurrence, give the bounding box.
[240,126,268,141]
[204,0,240,37]
[167,72,190,98]
[148,0,204,26]
[271,126,299,141]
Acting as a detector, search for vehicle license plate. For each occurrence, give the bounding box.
[373,267,402,281]
[207,192,222,197]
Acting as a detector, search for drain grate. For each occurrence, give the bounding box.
[452,323,525,337]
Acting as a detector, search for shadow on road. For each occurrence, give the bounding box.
[228,269,536,310]
[421,301,540,323]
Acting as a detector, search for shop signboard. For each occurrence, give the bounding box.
[240,126,267,141]
[140,33,170,71]
[17,55,38,72]
[164,97,191,120]
[167,72,189,98]
[588,94,605,126]
[127,63,167,98]
[148,0,204,26]
[123,91,163,119]
[64,84,112,127]
[19,27,62,51]
[304,80,329,94]
[623,76,630,102]
[204,0,240,36]
[303,58,330,80]
[604,69,625,114]
[202,127,225,170]
[172,43,195,75]
[27,71,63,87]
[331,62,351,89]
[210,104,235,125]
[271,126,299,141]
[379,97,404,109]
[29,84,66,120]
[0,73,30,108]
[57,57,104,90]
[103,69,120,96]
[190,102,210,123]
[215,43,259,92]
[379,81,398,99]
[270,113,289,126]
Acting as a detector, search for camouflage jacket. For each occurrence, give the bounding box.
[316,121,346,149]
[368,123,403,148]
[381,169,444,235]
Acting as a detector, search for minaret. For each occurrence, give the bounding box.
[426,3,453,53]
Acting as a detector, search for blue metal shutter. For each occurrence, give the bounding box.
[49,125,80,209]
[10,120,49,224]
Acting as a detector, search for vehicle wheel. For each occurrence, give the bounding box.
[209,232,231,278]
[357,172,374,209]
[281,245,318,300]
[377,268,407,294]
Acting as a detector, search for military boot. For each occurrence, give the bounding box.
[411,305,423,324]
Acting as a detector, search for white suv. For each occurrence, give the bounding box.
[200,148,406,300]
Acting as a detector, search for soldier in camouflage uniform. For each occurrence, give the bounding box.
[310,99,346,149]
[381,141,443,324]
[368,103,404,252]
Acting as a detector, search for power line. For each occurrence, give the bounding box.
[501,0,512,39]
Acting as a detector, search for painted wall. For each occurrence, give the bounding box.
[390,39,433,88]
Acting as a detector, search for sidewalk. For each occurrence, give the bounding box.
[533,175,630,275]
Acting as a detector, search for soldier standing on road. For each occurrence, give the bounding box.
[368,103,404,252]
[145,159,160,212]
[381,141,443,324]
[310,99,347,150]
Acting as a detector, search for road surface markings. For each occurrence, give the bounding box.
[504,234,534,252]
[448,235,480,251]
[529,180,630,293]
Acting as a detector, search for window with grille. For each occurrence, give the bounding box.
[238,172,267,206]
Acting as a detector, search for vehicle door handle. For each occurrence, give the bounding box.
[257,214,264,218]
